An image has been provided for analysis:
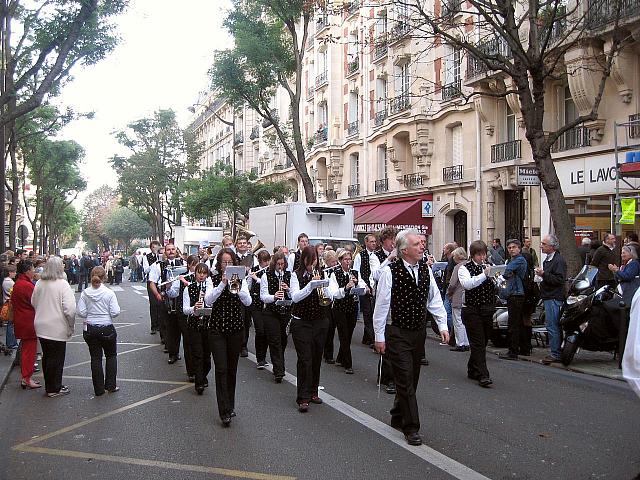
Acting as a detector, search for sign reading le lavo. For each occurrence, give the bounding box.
[517,166,540,186]
[554,153,640,196]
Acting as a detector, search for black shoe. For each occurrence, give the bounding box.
[150,329,157,335]
[221,416,231,427]
[256,361,267,370]
[188,375,195,383]
[420,358,429,366]
[168,356,178,364]
[203,381,209,388]
[404,432,422,446]
[344,368,354,374]
[163,348,169,353]
[449,346,468,352]
[230,411,237,418]
[274,376,284,384]
[240,348,248,358]
[195,386,204,395]
[478,377,493,388]
[385,382,396,395]
[498,352,519,361]
[390,417,403,430]
[324,358,335,364]
[310,395,323,404]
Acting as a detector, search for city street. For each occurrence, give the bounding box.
[1,279,639,480]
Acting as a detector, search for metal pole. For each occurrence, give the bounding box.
[231,109,237,239]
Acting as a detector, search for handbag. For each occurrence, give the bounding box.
[1,300,13,322]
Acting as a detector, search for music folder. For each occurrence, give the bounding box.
[309,279,329,289]
[194,308,212,316]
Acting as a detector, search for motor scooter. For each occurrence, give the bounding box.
[560,265,625,366]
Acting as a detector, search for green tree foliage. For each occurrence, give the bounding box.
[183,163,292,226]
[111,109,201,240]
[81,185,119,251]
[103,207,152,251]
[209,0,317,202]
[55,205,82,249]
[22,138,87,253]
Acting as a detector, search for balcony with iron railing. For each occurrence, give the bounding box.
[373,38,388,61]
[249,125,260,140]
[389,94,410,115]
[347,58,359,76]
[315,71,328,88]
[307,87,314,101]
[441,0,461,20]
[234,132,244,145]
[389,19,410,43]
[250,166,259,176]
[315,126,328,144]
[325,189,337,201]
[441,80,462,101]
[629,113,640,139]
[347,120,359,137]
[346,0,360,16]
[375,178,389,193]
[443,165,464,182]
[348,184,360,198]
[316,12,329,32]
[491,139,522,163]
[466,36,512,80]
[587,0,640,30]
[374,109,387,127]
[404,173,424,188]
[551,125,591,152]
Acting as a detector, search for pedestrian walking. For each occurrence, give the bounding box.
[535,234,567,365]
[12,261,40,390]
[77,266,121,396]
[373,229,448,446]
[204,248,252,427]
[458,240,496,387]
[31,256,76,397]
[446,247,470,352]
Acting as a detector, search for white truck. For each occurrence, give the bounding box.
[248,202,357,252]
[173,225,224,256]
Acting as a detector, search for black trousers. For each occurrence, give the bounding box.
[462,305,494,380]
[252,307,269,362]
[266,310,290,370]
[378,353,395,386]
[147,282,161,335]
[291,315,327,403]
[260,310,285,377]
[386,325,426,435]
[507,295,525,355]
[323,308,336,360]
[187,327,211,388]
[77,272,89,292]
[83,324,117,395]
[241,305,252,350]
[334,308,358,369]
[209,329,243,418]
[39,337,67,394]
[360,294,374,344]
[166,312,192,369]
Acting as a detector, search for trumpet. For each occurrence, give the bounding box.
[482,264,507,290]
[228,273,241,294]
[314,269,332,306]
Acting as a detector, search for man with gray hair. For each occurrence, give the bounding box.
[373,229,449,446]
[535,234,567,365]
[578,237,591,266]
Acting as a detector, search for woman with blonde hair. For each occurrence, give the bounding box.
[32,256,76,397]
[446,247,470,352]
[77,266,121,396]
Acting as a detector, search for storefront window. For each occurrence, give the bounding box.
[567,195,613,243]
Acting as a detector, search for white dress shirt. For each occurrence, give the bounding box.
[181,277,214,315]
[148,258,180,285]
[204,276,251,307]
[142,252,157,275]
[370,248,394,285]
[353,249,376,284]
[328,270,366,300]
[372,259,447,342]
[289,270,330,303]
[458,261,488,290]
[260,270,288,304]
[287,252,297,273]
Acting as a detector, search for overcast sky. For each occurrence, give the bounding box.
[57,0,232,207]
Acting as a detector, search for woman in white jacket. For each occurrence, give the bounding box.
[77,266,121,396]
[32,256,77,398]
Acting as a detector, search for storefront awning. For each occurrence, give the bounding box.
[354,198,432,234]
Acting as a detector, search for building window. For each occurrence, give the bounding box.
[506,104,516,142]
[563,85,577,126]
[451,124,463,166]
[377,145,388,179]
[351,154,359,185]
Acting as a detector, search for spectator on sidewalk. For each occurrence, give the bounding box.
[608,245,640,305]
[535,234,567,366]
[2,265,18,349]
[498,239,528,361]
[577,237,591,266]
[129,253,139,282]
[12,261,40,389]
[446,247,469,352]
[522,237,539,268]
[591,233,618,289]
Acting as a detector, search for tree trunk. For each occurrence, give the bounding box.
[8,124,18,250]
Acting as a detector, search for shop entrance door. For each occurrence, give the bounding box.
[454,211,467,249]
[504,189,525,241]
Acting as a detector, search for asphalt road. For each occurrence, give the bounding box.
[0,278,639,480]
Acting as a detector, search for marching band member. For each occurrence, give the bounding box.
[321,250,339,364]
[176,256,212,393]
[353,234,378,346]
[329,249,367,375]
[148,243,185,364]
[373,229,449,446]
[458,240,495,388]
[204,248,252,427]
[236,235,257,358]
[289,246,330,412]
[287,233,309,273]
[259,251,290,383]
[248,250,271,370]
[143,240,162,336]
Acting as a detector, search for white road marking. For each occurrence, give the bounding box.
[142,295,149,299]
[131,285,147,291]
[109,286,124,292]
[62,344,158,370]
[246,352,492,480]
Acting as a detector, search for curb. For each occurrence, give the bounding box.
[0,348,17,393]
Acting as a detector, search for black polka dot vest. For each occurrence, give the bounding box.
[264,270,292,315]
[249,265,265,310]
[291,271,320,320]
[463,261,496,307]
[186,281,207,331]
[389,260,431,330]
[209,273,244,333]
[332,269,359,315]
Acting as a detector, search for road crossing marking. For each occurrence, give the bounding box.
[108,285,124,292]
[61,375,189,385]
[131,285,147,291]
[70,322,138,339]
[246,352,492,480]
[62,344,158,370]
[66,342,161,346]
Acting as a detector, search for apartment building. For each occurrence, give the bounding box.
[191,0,640,251]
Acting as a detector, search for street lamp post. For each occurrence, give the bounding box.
[189,102,237,239]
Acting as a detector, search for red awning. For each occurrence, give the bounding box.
[354,199,432,234]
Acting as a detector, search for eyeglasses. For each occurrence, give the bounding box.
[220,261,234,266]
[540,242,548,246]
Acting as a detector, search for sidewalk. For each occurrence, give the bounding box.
[0,323,18,392]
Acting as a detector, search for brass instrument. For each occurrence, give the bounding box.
[157,266,193,288]
[235,224,256,243]
[252,239,265,254]
[314,268,332,306]
[229,273,241,294]
[483,264,507,290]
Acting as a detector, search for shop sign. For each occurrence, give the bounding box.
[517,166,540,186]
[620,198,637,224]
[421,200,435,217]
[554,154,640,196]
[354,223,430,234]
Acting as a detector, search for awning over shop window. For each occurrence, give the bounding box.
[354,198,432,234]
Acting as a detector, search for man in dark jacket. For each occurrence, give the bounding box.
[590,233,618,289]
[535,234,567,365]
[577,237,591,266]
[499,239,528,360]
